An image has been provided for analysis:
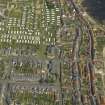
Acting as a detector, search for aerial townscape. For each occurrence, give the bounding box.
[0,0,105,105]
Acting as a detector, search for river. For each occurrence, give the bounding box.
[82,0,105,23]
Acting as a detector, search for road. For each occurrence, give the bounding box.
[71,27,83,105]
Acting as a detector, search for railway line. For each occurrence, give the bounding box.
[65,0,100,105]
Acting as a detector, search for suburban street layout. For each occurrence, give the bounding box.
[0,0,105,105]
